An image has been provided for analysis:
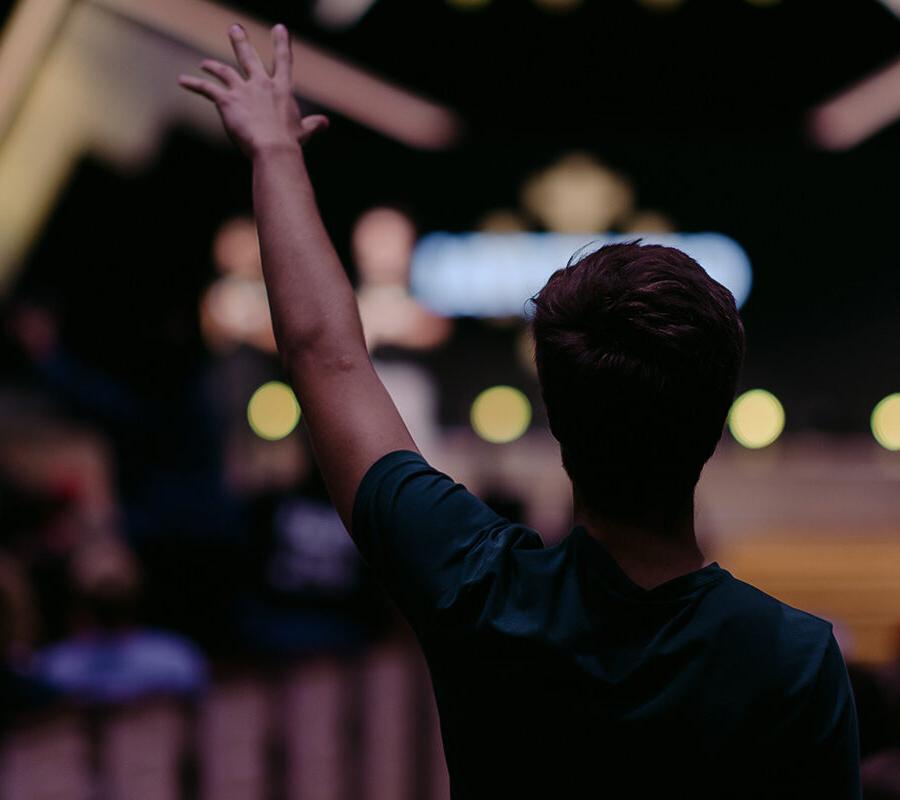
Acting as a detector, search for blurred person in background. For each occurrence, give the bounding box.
[179,24,859,798]
[0,467,77,644]
[5,293,244,651]
[233,439,392,658]
[34,540,207,705]
[0,551,59,730]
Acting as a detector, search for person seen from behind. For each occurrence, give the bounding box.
[179,26,860,798]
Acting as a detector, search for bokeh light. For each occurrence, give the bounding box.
[247,382,301,441]
[213,216,262,279]
[871,393,900,451]
[352,207,417,287]
[521,153,634,233]
[728,389,785,449]
[470,386,532,444]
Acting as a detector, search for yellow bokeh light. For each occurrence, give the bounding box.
[872,393,900,451]
[470,386,532,444]
[247,382,301,441]
[521,153,634,234]
[727,389,785,449]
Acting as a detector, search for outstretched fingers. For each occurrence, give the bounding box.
[177,75,226,103]
[201,59,241,87]
[229,24,265,78]
[272,24,292,84]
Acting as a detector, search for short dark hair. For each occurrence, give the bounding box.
[531,241,745,525]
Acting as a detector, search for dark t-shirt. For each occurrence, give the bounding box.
[352,451,861,799]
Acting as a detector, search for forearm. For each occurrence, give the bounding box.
[252,144,366,365]
[181,23,417,526]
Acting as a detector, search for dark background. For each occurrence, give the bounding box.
[4,0,899,433]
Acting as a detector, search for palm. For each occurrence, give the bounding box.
[179,24,328,158]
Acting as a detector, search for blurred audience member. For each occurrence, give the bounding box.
[0,553,59,729]
[35,543,207,704]
[233,458,390,658]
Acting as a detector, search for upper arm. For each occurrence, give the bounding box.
[286,345,417,531]
[351,450,543,631]
[780,633,862,798]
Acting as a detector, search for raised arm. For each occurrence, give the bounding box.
[179,24,416,528]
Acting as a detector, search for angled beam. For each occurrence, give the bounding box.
[91,0,462,150]
[809,55,900,151]
[0,0,72,141]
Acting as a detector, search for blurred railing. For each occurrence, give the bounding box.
[0,641,450,800]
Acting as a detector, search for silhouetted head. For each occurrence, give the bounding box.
[531,241,745,528]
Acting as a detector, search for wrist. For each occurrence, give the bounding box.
[251,140,304,163]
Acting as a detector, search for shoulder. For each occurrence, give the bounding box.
[709,571,832,660]
[710,572,837,680]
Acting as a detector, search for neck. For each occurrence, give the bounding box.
[574,491,705,590]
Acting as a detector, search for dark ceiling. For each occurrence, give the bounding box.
[4,0,899,433]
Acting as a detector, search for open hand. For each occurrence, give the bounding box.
[179,24,328,158]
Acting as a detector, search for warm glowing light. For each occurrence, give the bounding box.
[871,394,900,451]
[470,386,532,444]
[313,0,379,29]
[200,276,276,353]
[728,389,785,449]
[521,153,634,233]
[353,207,417,287]
[248,382,301,441]
[213,217,262,278]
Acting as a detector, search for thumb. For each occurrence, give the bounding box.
[298,115,329,145]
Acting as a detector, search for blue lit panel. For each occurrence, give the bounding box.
[409,232,752,317]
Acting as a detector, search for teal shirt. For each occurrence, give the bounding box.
[353,450,861,799]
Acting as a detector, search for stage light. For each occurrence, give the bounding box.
[521,153,634,234]
[213,217,262,278]
[470,386,532,444]
[248,382,301,441]
[352,207,416,287]
[871,393,900,451]
[313,0,379,29]
[728,389,785,449]
[410,232,753,317]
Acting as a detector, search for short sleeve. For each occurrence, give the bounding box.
[777,633,862,798]
[351,450,543,632]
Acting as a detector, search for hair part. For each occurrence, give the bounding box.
[530,240,745,526]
